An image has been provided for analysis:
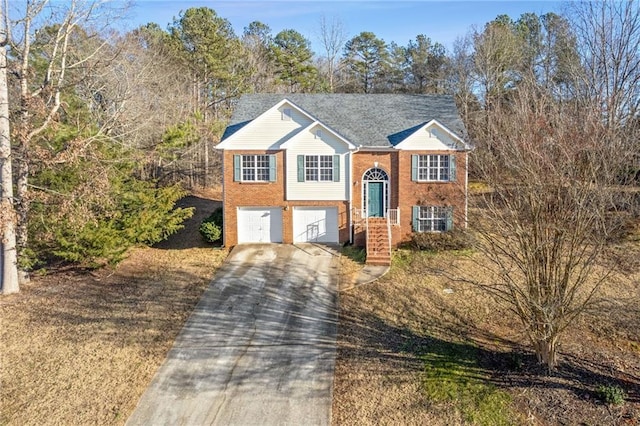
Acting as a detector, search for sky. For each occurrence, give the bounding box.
[126,1,564,51]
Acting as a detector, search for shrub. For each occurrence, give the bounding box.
[596,384,626,405]
[199,221,222,243]
[199,207,223,243]
[411,229,472,251]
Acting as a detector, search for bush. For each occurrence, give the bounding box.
[199,207,223,243]
[199,221,222,243]
[596,384,626,405]
[411,229,472,251]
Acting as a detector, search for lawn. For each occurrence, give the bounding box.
[332,244,640,425]
[1,192,638,425]
[0,194,227,425]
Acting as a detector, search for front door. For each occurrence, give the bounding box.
[367,182,384,217]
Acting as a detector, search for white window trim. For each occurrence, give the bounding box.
[417,154,450,182]
[305,154,333,182]
[241,154,270,182]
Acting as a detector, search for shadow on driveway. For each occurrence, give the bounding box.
[127,244,340,426]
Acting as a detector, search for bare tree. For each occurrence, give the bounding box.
[569,0,640,130]
[317,15,348,93]
[467,78,632,370]
[0,0,18,294]
[5,0,125,288]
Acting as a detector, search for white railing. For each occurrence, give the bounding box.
[352,208,399,225]
[387,208,400,225]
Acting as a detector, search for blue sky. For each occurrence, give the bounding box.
[127,1,563,51]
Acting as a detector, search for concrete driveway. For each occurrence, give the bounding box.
[126,243,340,426]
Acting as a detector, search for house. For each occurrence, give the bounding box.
[216,94,470,265]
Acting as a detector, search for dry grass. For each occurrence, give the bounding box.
[2,190,638,425]
[333,242,640,425]
[0,196,226,426]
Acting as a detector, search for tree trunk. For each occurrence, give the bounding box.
[15,147,29,284]
[0,29,19,294]
[533,336,559,371]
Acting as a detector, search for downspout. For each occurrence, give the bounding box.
[220,149,227,246]
[348,145,362,245]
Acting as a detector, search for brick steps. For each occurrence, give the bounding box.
[365,218,391,266]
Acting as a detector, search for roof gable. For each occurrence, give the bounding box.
[392,119,469,151]
[222,94,467,149]
[281,121,356,150]
[217,99,316,149]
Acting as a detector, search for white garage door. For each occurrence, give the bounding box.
[237,207,283,243]
[293,207,339,243]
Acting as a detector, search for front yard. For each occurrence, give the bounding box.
[333,245,640,425]
[1,193,638,425]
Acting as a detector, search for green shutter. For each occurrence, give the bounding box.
[449,154,457,182]
[297,155,304,182]
[411,155,418,181]
[269,155,276,182]
[446,207,454,231]
[412,206,420,232]
[333,155,340,182]
[233,155,241,181]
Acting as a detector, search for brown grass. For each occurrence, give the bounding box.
[333,243,640,425]
[2,191,638,425]
[0,196,226,426]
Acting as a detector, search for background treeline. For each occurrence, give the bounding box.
[2,1,639,286]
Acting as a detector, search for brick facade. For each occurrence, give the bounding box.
[222,150,349,247]
[351,150,467,247]
[224,149,467,248]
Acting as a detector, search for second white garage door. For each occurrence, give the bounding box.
[293,207,339,243]
[237,207,283,243]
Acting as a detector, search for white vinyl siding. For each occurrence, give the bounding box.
[224,104,312,150]
[286,126,349,201]
[393,121,465,151]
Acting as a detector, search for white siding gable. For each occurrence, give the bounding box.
[394,120,464,151]
[286,123,351,201]
[217,101,313,150]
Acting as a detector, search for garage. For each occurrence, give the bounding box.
[237,207,283,243]
[293,207,339,243]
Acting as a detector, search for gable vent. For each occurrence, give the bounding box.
[315,129,323,139]
[282,108,292,121]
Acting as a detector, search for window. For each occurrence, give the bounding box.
[411,154,456,182]
[297,154,340,182]
[412,206,453,232]
[233,155,276,182]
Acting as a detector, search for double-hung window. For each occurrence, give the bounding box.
[233,154,276,182]
[297,154,340,182]
[411,154,456,182]
[412,206,453,232]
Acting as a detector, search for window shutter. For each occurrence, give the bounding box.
[297,155,304,182]
[412,206,420,231]
[449,154,457,182]
[411,155,418,181]
[233,155,241,181]
[269,155,276,182]
[446,207,454,231]
[333,155,340,182]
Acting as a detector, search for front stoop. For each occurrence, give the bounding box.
[365,218,391,266]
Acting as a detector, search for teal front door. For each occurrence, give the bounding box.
[367,182,384,217]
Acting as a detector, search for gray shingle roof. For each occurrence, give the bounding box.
[222,94,466,148]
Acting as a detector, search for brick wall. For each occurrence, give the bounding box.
[223,150,349,246]
[352,150,468,247]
